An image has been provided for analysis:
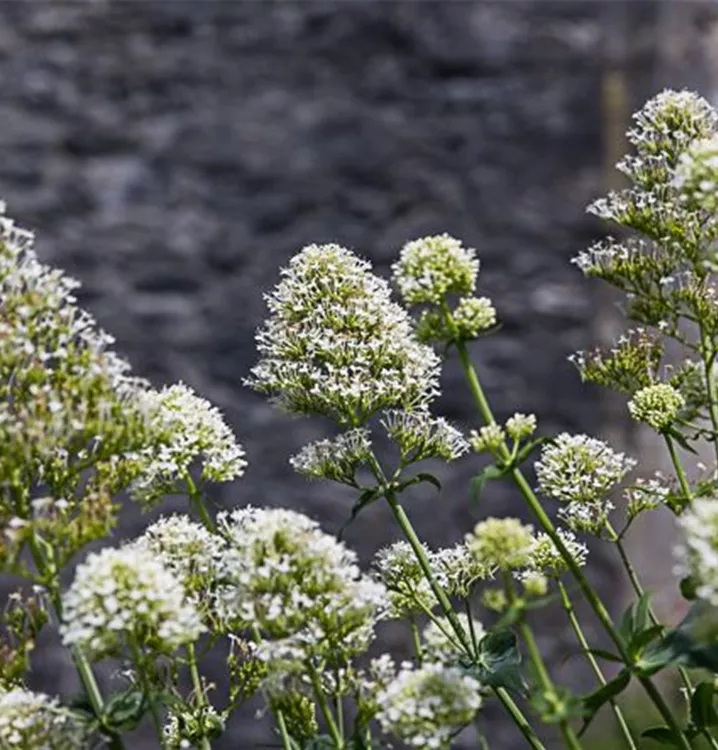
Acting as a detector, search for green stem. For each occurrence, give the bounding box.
[557,581,637,750]
[664,435,692,505]
[28,534,124,747]
[186,643,211,750]
[309,665,344,749]
[186,474,215,531]
[129,638,164,745]
[464,599,480,659]
[410,619,424,666]
[453,338,693,750]
[699,329,718,465]
[493,687,547,750]
[276,709,295,750]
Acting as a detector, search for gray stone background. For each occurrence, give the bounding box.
[1,1,717,747]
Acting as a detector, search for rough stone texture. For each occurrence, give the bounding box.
[0,1,715,747]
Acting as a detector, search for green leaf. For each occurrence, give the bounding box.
[303,736,335,750]
[578,669,631,736]
[101,689,146,733]
[587,648,625,664]
[691,682,718,730]
[414,473,442,491]
[666,427,699,456]
[618,592,652,647]
[641,726,682,746]
[339,487,381,539]
[473,629,525,695]
[630,624,664,654]
[469,465,507,506]
[680,576,698,601]
[515,436,550,465]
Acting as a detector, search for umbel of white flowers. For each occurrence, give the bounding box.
[246,243,441,425]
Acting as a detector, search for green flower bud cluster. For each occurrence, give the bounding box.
[628,383,685,431]
[466,517,535,571]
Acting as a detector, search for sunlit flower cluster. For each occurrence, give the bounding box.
[376,663,482,748]
[290,428,372,484]
[469,424,505,454]
[61,546,204,659]
[525,529,588,578]
[506,413,538,442]
[430,543,494,598]
[373,541,437,618]
[452,296,497,338]
[673,135,718,212]
[675,498,718,606]
[628,383,685,431]
[215,507,386,664]
[0,688,90,750]
[466,517,534,571]
[247,244,440,425]
[381,409,469,462]
[130,384,246,505]
[392,234,479,307]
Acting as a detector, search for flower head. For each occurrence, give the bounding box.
[526,529,588,578]
[675,498,718,605]
[673,135,718,211]
[628,383,685,431]
[215,507,386,664]
[422,613,484,663]
[247,244,440,425]
[469,424,505,454]
[430,543,493,598]
[535,433,636,505]
[372,541,437,618]
[130,384,246,506]
[290,428,371,484]
[392,235,480,306]
[466,517,534,571]
[453,296,497,337]
[163,705,224,750]
[0,688,90,750]
[381,410,469,463]
[506,413,538,442]
[61,546,204,659]
[376,663,482,749]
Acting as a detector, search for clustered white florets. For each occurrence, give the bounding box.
[130,384,246,505]
[373,541,437,618]
[628,383,685,431]
[452,296,496,338]
[392,234,480,307]
[430,543,494,598]
[215,507,386,664]
[673,134,718,212]
[289,428,372,484]
[0,688,89,749]
[131,515,223,599]
[422,613,485,664]
[469,424,505,454]
[61,546,204,659]
[381,410,469,462]
[376,663,482,749]
[466,517,534,571]
[525,529,589,578]
[247,244,440,425]
[163,705,224,750]
[675,498,718,606]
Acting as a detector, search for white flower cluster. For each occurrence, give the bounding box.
[61,545,204,659]
[628,383,685,431]
[392,234,480,306]
[675,498,718,605]
[469,424,505,454]
[290,428,371,484]
[131,515,223,600]
[372,541,437,618]
[624,473,672,518]
[422,613,485,663]
[376,663,482,749]
[247,244,440,425]
[215,507,386,664]
[0,687,90,749]
[571,236,657,277]
[525,529,588,578]
[466,517,534,571]
[452,296,497,338]
[163,705,224,750]
[673,135,718,212]
[506,413,538,441]
[130,384,246,505]
[431,543,493,598]
[381,410,469,462]
[535,433,636,507]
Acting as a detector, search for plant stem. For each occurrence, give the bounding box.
[664,435,692,504]
[129,638,164,746]
[557,581,637,750]
[28,534,125,747]
[186,474,215,531]
[309,664,344,749]
[493,687,547,750]
[276,709,295,750]
[410,619,424,665]
[699,329,718,465]
[453,338,693,750]
[186,643,212,750]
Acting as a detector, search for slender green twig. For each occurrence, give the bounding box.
[185,474,215,531]
[276,709,296,750]
[557,581,637,750]
[129,638,164,745]
[699,329,718,465]
[410,619,424,665]
[493,687,548,750]
[186,643,212,750]
[309,664,344,749]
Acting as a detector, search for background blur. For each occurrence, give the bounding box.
[1,1,718,747]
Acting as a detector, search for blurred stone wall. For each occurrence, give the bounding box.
[0,1,716,747]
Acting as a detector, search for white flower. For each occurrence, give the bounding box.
[452,296,497,338]
[376,663,482,749]
[558,501,615,535]
[247,244,440,425]
[675,498,718,605]
[215,507,386,664]
[673,135,718,211]
[535,433,636,505]
[422,613,484,663]
[290,428,371,484]
[163,705,224,750]
[506,413,538,441]
[372,541,438,618]
[61,546,204,659]
[392,234,480,306]
[130,515,224,599]
[525,529,588,577]
[466,517,534,571]
[430,544,493,598]
[381,409,469,462]
[628,383,685,431]
[469,424,505,454]
[130,383,246,505]
[0,688,90,749]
